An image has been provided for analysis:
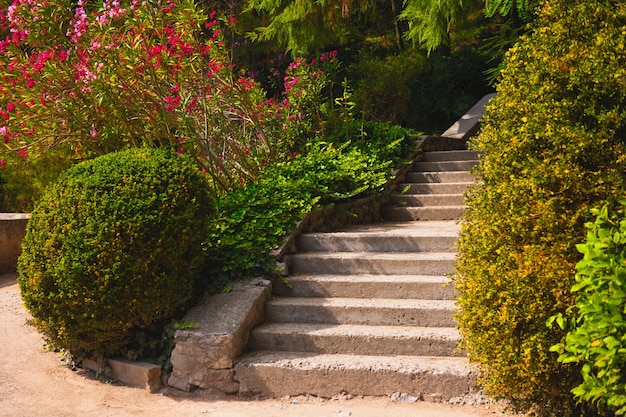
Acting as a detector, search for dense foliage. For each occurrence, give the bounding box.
[0,0,295,209]
[18,148,213,362]
[455,0,626,415]
[205,125,418,286]
[553,203,626,416]
[244,0,536,54]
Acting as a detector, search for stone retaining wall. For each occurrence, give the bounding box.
[0,213,29,274]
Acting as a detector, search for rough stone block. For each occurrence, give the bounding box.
[108,358,161,393]
[168,280,271,392]
[82,357,161,393]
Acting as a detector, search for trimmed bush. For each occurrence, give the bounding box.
[455,0,626,415]
[18,147,213,360]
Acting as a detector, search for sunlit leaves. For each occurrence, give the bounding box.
[455,0,626,414]
[556,203,626,416]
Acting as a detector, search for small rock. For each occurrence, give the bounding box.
[249,277,271,287]
[331,392,352,402]
[336,410,351,417]
[390,392,419,403]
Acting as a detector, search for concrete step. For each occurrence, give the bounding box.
[421,150,480,162]
[248,323,463,357]
[413,160,477,172]
[265,297,456,327]
[390,194,465,207]
[382,206,465,222]
[295,221,459,253]
[287,251,456,276]
[235,352,478,400]
[400,182,472,194]
[275,274,456,300]
[406,171,476,183]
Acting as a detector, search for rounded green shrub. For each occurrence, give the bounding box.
[18,147,214,359]
[455,0,626,415]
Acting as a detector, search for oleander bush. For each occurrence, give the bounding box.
[18,147,213,362]
[0,0,291,208]
[455,0,626,415]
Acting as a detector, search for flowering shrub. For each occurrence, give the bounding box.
[0,0,290,206]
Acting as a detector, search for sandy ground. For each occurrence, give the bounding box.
[0,273,517,417]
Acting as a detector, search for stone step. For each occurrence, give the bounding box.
[421,150,480,162]
[381,206,465,222]
[274,274,456,300]
[248,323,463,357]
[287,251,456,276]
[413,160,477,172]
[390,193,465,207]
[265,297,456,327]
[235,352,478,401]
[295,221,459,253]
[400,182,472,194]
[406,171,476,184]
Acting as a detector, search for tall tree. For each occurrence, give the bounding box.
[244,0,539,55]
[399,0,471,52]
[245,0,365,55]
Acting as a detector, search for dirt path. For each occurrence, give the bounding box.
[0,273,516,417]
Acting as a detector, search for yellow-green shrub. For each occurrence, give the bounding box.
[18,147,213,360]
[455,0,626,415]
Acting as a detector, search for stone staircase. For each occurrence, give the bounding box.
[234,148,481,401]
[382,150,480,222]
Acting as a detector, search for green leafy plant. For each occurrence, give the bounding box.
[551,203,626,416]
[204,139,404,284]
[18,147,213,365]
[326,119,419,167]
[455,0,626,415]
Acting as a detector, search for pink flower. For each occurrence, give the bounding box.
[0,159,6,168]
[163,95,180,111]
